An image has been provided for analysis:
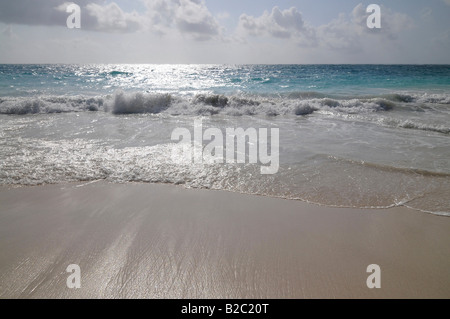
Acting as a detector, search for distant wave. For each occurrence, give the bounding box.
[107,71,133,77]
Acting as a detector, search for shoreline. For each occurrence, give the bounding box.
[3,181,448,218]
[1,182,449,298]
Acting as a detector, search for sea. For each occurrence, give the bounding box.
[1,64,449,216]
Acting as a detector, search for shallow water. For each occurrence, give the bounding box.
[1,64,449,215]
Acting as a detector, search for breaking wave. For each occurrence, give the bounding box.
[1,91,449,119]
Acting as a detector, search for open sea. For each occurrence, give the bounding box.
[1,64,449,215]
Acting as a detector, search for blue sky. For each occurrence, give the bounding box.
[0,0,449,63]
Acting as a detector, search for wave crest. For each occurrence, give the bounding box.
[0,96,104,114]
[1,90,449,117]
[108,91,171,114]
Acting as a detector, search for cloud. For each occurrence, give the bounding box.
[0,1,416,48]
[238,7,305,39]
[0,0,222,38]
[175,0,220,39]
[444,0,450,6]
[0,1,145,33]
[83,2,144,32]
[318,4,413,51]
[144,0,221,40]
[56,1,146,33]
[237,3,413,52]
[0,0,74,27]
[360,4,413,38]
[316,13,361,51]
[144,0,175,30]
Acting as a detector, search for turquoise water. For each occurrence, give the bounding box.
[1,64,450,97]
[1,64,449,215]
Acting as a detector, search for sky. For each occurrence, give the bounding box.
[0,0,449,64]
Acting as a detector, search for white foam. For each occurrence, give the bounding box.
[0,96,105,114]
[2,90,449,116]
[107,90,171,114]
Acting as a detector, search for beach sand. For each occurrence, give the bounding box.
[0,182,449,299]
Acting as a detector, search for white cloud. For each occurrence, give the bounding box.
[373,5,414,38]
[238,7,305,39]
[54,1,145,32]
[84,2,144,32]
[143,0,221,40]
[144,0,178,34]
[0,0,220,38]
[175,0,220,39]
[317,13,361,51]
[317,4,413,51]
[237,3,413,52]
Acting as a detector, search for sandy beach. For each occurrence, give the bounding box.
[0,181,449,299]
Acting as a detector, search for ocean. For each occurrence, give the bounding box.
[1,64,449,215]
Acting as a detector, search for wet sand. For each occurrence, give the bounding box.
[0,182,449,298]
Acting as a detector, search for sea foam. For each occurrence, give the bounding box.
[1,91,449,116]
